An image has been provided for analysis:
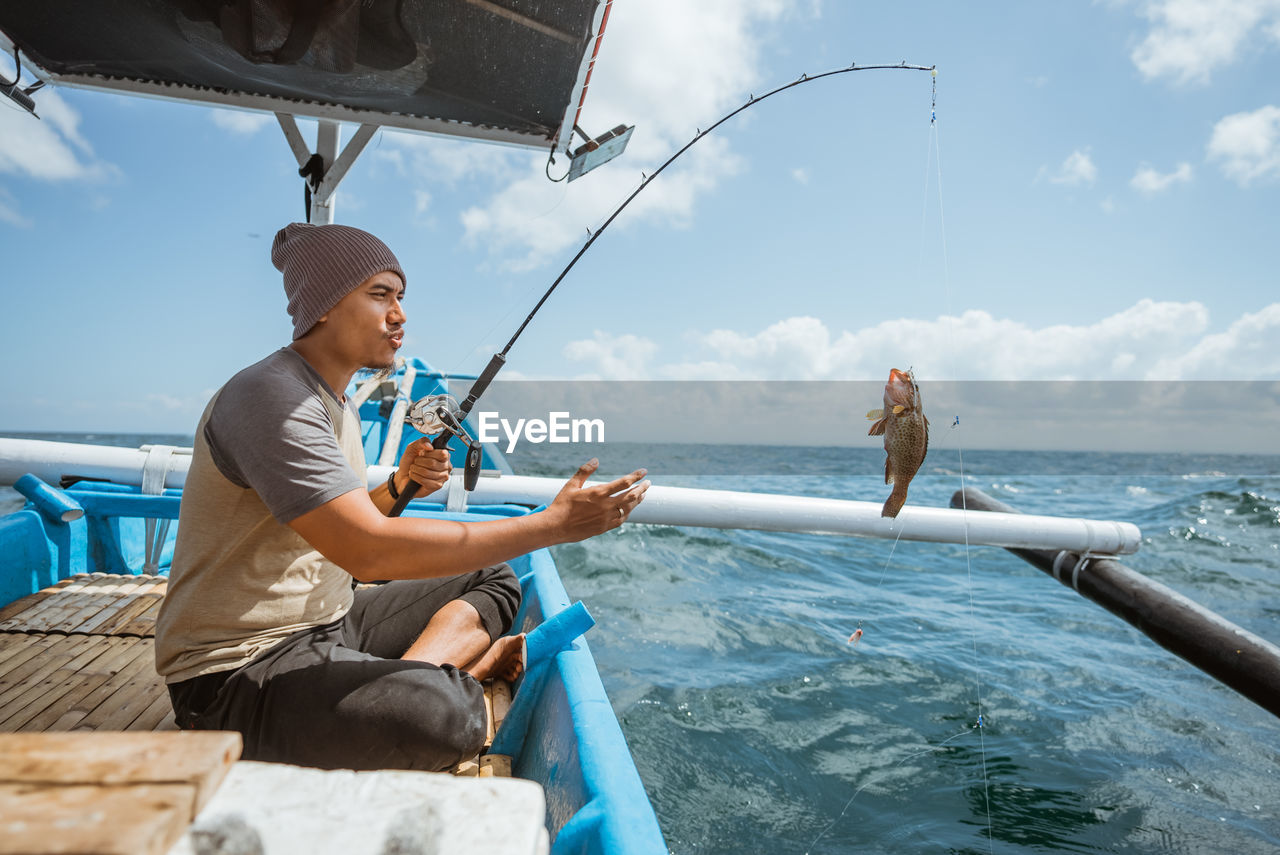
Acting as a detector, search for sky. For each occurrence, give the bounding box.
[0,0,1278,451]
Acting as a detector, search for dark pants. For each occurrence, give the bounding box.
[168,565,520,772]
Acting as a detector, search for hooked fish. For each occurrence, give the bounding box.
[866,368,929,518]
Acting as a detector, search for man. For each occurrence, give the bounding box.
[155,223,647,772]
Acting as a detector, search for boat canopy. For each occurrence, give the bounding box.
[0,0,609,151]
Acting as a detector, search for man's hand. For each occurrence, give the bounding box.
[396,436,452,497]
[297,456,649,582]
[543,459,648,542]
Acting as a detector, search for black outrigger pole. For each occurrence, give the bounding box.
[953,487,1280,719]
[388,62,936,517]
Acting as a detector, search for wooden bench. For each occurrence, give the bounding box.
[0,731,240,855]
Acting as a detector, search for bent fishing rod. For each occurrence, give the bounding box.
[389,61,936,516]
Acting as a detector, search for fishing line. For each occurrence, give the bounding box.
[825,73,996,853]
[849,70,946,640]
[390,62,935,514]
[804,726,978,853]
[932,111,997,851]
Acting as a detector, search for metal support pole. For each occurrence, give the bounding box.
[953,487,1280,719]
[276,116,380,225]
[275,113,310,169]
[314,123,378,212]
[311,120,341,224]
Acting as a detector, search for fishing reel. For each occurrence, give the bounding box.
[405,394,483,492]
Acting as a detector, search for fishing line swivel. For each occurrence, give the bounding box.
[389,61,937,516]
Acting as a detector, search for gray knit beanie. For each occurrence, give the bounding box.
[271,223,406,340]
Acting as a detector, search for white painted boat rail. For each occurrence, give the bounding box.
[0,439,1141,554]
[0,439,193,491]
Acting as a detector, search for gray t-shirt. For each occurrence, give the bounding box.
[205,348,365,523]
[155,347,367,682]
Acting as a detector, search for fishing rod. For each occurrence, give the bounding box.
[389,61,936,516]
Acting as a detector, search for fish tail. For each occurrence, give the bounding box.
[881,486,908,518]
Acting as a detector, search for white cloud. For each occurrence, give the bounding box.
[376,134,521,187]
[414,190,432,216]
[210,109,273,135]
[1130,161,1193,193]
[562,330,658,380]
[558,299,1280,381]
[383,0,795,271]
[0,89,110,181]
[1131,0,1280,85]
[0,187,29,227]
[460,135,743,272]
[1048,148,1097,186]
[791,167,810,184]
[1149,303,1280,378]
[145,393,190,411]
[1207,104,1280,185]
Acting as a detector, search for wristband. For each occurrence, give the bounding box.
[387,471,401,499]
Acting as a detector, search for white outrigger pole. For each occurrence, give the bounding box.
[0,438,1141,555]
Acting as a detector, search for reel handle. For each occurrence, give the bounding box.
[465,444,482,491]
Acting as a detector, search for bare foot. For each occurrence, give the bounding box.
[463,634,525,682]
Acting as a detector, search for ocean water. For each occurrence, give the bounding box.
[3,434,1279,853]
[514,443,1280,855]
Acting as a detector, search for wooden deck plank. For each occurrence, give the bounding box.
[0,576,99,632]
[0,636,100,723]
[0,588,59,625]
[0,575,165,636]
[130,691,178,733]
[114,603,164,638]
[87,588,165,636]
[0,634,59,679]
[16,637,139,733]
[77,581,166,635]
[53,577,157,635]
[70,590,155,635]
[92,675,167,733]
[0,576,82,624]
[44,640,156,732]
[0,638,129,731]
